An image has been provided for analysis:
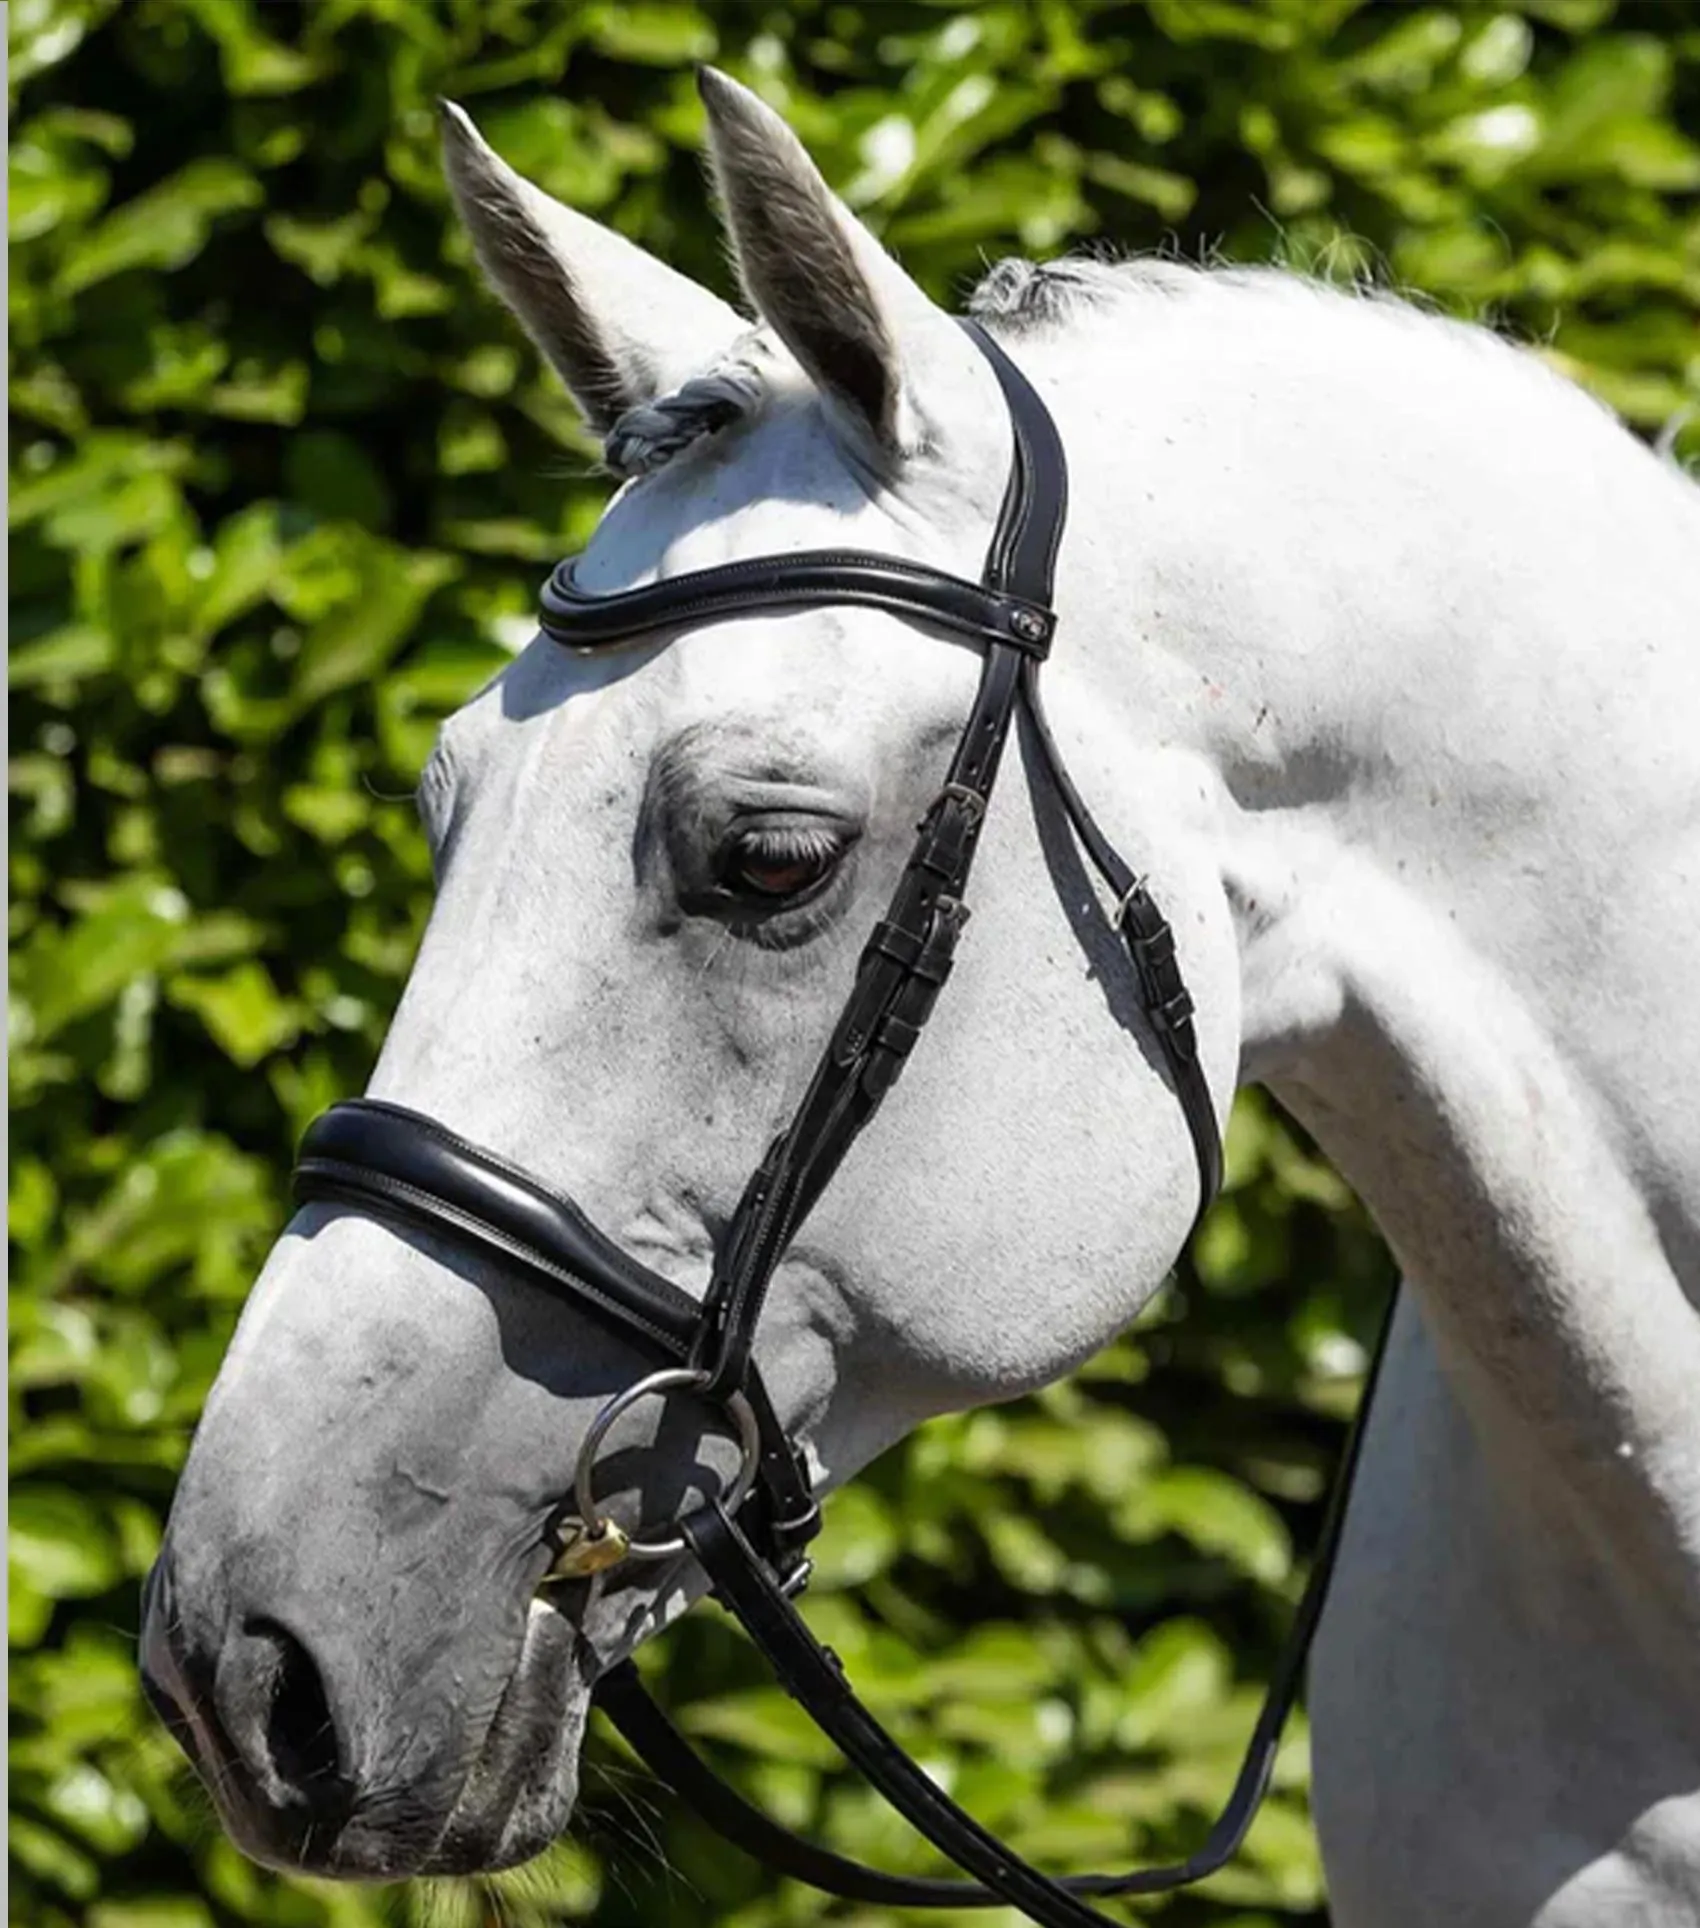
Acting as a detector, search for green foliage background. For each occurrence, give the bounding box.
[10,3,1698,1926]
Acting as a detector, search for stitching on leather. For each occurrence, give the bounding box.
[332,1101,696,1315]
[548,585,1012,649]
[539,556,1052,658]
[296,1157,691,1355]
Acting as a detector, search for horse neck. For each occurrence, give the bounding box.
[1033,286,1700,1606]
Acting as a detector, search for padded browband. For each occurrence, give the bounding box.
[540,552,1057,656]
[536,318,1067,661]
[294,1099,700,1358]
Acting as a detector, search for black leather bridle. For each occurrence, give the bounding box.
[293,320,1388,1919]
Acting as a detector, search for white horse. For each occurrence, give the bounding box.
[141,71,1700,1927]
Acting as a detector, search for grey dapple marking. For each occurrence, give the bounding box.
[141,70,1700,1926]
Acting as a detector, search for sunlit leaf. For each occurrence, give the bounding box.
[17,876,191,1040]
[56,158,261,295]
[9,1486,123,1600]
[681,1687,845,1768]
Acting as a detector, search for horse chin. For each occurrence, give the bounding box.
[415,1597,591,1877]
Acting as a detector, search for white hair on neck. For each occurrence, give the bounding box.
[602,249,1670,482]
[968,249,1452,334]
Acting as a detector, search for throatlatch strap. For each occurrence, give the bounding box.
[1018,662,1223,1217]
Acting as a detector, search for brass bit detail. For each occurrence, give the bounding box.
[546,1518,631,1580]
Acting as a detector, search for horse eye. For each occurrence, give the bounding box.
[719,829,846,902]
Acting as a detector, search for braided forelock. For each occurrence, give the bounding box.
[602,333,775,478]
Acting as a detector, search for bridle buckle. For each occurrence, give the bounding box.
[934,781,987,823]
[546,1516,632,1581]
[1108,875,1150,930]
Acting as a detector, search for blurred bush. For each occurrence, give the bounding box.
[9,3,1697,1926]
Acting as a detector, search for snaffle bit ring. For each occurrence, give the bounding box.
[552,1367,761,1575]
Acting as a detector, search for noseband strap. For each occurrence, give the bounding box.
[289,318,1388,1921]
[294,1097,821,1559]
[297,1098,701,1356]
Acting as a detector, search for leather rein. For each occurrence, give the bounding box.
[292,320,1388,1919]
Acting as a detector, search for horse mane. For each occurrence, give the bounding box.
[603,251,1692,486]
[966,250,1542,368]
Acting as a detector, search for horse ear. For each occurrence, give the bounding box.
[441,101,743,434]
[697,68,964,460]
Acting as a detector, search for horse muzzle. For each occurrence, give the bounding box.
[139,1546,592,1877]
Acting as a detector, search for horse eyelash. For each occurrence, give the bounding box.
[729,823,848,864]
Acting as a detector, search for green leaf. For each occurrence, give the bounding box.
[193,502,283,633]
[481,1840,602,1919]
[8,1575,55,1649]
[1118,1618,1233,1745]
[583,3,717,65]
[89,1900,217,1928]
[7,622,113,688]
[56,158,262,295]
[8,1812,101,1900]
[17,877,191,1041]
[811,1483,900,1589]
[265,207,376,284]
[43,1762,151,1855]
[281,782,369,843]
[56,1129,275,1298]
[7,0,126,91]
[182,0,322,97]
[12,1626,141,1747]
[283,429,394,529]
[9,1486,122,1601]
[9,1156,58,1245]
[165,959,300,1065]
[923,1623,1058,1703]
[205,355,309,426]
[10,1302,101,1391]
[282,534,459,714]
[1086,153,1197,220]
[682,1687,844,1768]
[9,433,190,531]
[1136,1466,1293,1584]
[9,124,114,243]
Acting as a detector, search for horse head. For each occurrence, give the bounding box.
[141,72,1226,1878]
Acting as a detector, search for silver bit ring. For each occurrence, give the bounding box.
[562,1367,761,1568]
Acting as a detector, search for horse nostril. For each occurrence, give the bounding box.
[242,1619,344,1799]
